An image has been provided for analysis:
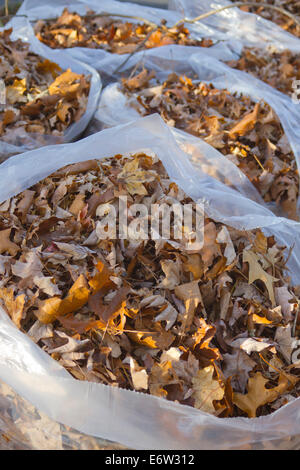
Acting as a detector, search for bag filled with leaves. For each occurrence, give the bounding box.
[11,0,242,79]
[96,50,300,220]
[169,0,300,52]
[1,115,300,449]
[0,21,101,162]
[229,0,300,39]
[169,0,300,97]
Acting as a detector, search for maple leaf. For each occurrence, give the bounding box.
[192,365,224,414]
[243,249,279,306]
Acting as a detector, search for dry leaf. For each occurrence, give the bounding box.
[192,365,224,414]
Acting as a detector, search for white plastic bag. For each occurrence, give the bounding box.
[169,0,300,52]
[1,114,300,449]
[95,48,300,213]
[0,17,102,160]
[12,0,243,78]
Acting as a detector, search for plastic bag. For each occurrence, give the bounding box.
[12,0,243,78]
[169,0,300,52]
[1,114,300,449]
[0,380,125,450]
[0,17,102,160]
[94,47,300,214]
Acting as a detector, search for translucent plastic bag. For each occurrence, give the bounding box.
[1,114,300,449]
[0,380,125,450]
[94,48,300,214]
[169,0,300,52]
[12,0,243,78]
[0,17,102,160]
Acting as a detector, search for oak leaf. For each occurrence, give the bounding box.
[233,372,290,418]
[243,249,279,306]
[0,229,19,256]
[175,281,204,332]
[192,365,224,414]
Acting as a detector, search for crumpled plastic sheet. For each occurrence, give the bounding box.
[0,16,102,160]
[94,46,300,214]
[1,115,300,449]
[0,380,126,450]
[12,0,243,79]
[169,0,300,52]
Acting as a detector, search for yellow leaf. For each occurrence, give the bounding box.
[49,69,82,96]
[36,274,90,324]
[6,78,27,104]
[0,288,25,328]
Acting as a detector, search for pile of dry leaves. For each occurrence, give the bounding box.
[231,0,300,38]
[0,29,90,151]
[34,8,213,53]
[227,46,300,96]
[120,70,299,219]
[0,152,300,418]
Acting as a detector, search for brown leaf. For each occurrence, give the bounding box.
[233,372,290,418]
[229,102,260,138]
[0,228,19,256]
[192,365,224,414]
[175,281,204,332]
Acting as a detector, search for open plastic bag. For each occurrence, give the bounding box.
[1,114,300,449]
[94,47,300,215]
[0,17,102,161]
[0,379,126,450]
[169,0,300,52]
[12,0,243,79]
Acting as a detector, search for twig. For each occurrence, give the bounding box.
[5,0,8,18]
[113,27,159,75]
[173,2,300,29]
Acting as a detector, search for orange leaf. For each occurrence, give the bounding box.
[36,274,90,324]
[0,288,25,328]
